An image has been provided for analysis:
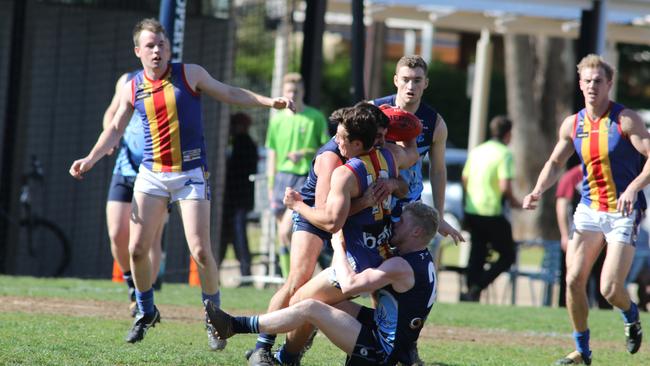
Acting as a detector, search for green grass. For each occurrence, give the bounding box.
[1,276,649,365]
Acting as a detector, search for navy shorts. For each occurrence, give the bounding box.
[345,307,387,365]
[107,174,136,202]
[272,172,307,215]
[292,211,332,241]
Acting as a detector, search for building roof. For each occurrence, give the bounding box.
[324,0,650,45]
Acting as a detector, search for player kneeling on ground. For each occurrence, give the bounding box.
[205,201,438,365]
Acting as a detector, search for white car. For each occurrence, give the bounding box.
[420,147,467,231]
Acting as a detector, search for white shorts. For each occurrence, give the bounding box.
[134,165,210,203]
[572,203,639,245]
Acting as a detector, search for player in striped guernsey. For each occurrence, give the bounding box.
[275,104,419,364]
[69,18,293,348]
[524,54,650,365]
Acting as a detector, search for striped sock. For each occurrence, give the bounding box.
[232,315,259,333]
[256,333,276,350]
[202,291,221,309]
[123,271,135,301]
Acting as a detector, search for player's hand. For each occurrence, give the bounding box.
[69,157,94,180]
[358,182,378,208]
[522,191,541,210]
[331,230,346,252]
[283,187,303,209]
[617,189,637,217]
[438,219,464,244]
[272,97,295,112]
[287,151,304,163]
[372,178,393,204]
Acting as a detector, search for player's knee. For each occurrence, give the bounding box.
[288,287,308,306]
[129,242,148,261]
[566,273,587,292]
[600,280,623,302]
[191,246,212,267]
[286,273,310,297]
[296,298,322,320]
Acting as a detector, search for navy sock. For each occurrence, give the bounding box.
[135,288,155,316]
[123,271,135,300]
[573,329,591,358]
[255,333,276,350]
[276,344,300,364]
[202,291,221,309]
[621,302,639,324]
[232,315,259,333]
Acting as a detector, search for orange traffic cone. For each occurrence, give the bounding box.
[112,260,124,283]
[188,257,201,287]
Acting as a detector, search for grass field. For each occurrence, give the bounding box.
[1,275,648,365]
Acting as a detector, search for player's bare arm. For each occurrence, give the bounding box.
[523,114,576,209]
[430,116,464,242]
[331,231,413,296]
[284,165,357,233]
[185,64,293,110]
[616,109,650,215]
[70,81,134,179]
[313,151,344,208]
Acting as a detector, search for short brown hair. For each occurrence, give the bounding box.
[282,72,304,87]
[339,107,377,151]
[395,55,428,75]
[402,201,439,243]
[489,115,512,140]
[133,18,168,47]
[577,54,614,81]
[353,102,389,129]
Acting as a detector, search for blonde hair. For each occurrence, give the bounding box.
[282,72,304,87]
[133,18,167,47]
[402,202,439,243]
[577,54,614,81]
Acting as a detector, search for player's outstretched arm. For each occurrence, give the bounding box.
[523,115,576,209]
[70,81,133,179]
[186,64,294,111]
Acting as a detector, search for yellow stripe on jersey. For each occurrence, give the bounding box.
[162,80,182,170]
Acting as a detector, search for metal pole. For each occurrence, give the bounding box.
[467,29,493,151]
[300,0,326,106]
[351,0,365,101]
[0,0,28,273]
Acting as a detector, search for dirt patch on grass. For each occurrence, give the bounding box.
[0,295,622,350]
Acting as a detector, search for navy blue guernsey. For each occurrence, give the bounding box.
[299,137,345,206]
[374,249,436,365]
[373,95,438,204]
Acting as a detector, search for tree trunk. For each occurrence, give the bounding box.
[504,34,574,240]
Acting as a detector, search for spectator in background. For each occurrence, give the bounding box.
[460,116,521,302]
[220,112,257,282]
[265,73,330,278]
[556,164,611,309]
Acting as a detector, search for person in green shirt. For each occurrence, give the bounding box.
[265,73,330,277]
[460,115,522,302]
